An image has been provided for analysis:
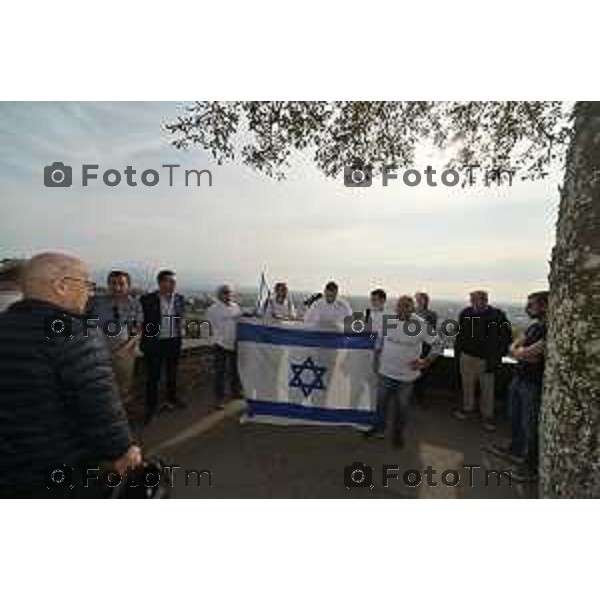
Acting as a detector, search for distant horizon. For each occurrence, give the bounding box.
[1,251,540,306]
[2,254,538,306]
[91,277,528,307]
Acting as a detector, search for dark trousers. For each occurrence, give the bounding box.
[214,345,241,402]
[413,370,430,405]
[374,375,414,442]
[508,376,542,471]
[144,338,181,418]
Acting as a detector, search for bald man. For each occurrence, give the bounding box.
[370,295,442,447]
[0,252,142,498]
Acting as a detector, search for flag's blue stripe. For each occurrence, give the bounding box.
[246,399,377,425]
[237,322,376,350]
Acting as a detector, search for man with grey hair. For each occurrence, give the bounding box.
[0,252,142,497]
[454,290,512,432]
[206,284,243,409]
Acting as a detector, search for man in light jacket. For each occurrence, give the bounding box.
[206,284,243,409]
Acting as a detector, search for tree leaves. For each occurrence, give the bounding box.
[164,101,574,181]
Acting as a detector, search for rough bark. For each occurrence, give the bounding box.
[540,101,600,497]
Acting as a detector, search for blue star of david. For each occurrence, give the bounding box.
[289,356,327,398]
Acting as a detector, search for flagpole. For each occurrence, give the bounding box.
[255,269,270,316]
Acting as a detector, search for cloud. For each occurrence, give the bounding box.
[0,101,560,300]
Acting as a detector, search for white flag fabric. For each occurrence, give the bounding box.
[237,319,377,427]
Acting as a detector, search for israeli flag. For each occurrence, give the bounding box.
[238,320,377,428]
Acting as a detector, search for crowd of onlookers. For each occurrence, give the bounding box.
[0,252,548,496]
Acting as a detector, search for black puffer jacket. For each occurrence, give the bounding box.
[0,299,132,495]
[454,305,513,369]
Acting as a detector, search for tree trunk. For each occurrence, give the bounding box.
[540,101,600,497]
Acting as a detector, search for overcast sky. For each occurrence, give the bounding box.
[0,101,561,301]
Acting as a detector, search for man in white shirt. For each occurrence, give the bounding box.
[265,282,297,320]
[303,281,352,329]
[0,260,24,313]
[370,295,442,446]
[206,284,243,408]
[365,288,387,372]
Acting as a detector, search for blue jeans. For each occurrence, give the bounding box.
[374,375,414,441]
[508,376,542,467]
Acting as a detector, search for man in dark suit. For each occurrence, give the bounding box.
[140,270,186,423]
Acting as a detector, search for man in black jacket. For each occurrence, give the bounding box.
[413,291,438,407]
[139,270,186,422]
[0,252,141,498]
[487,291,548,483]
[453,290,512,431]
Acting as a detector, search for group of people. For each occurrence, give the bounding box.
[0,251,548,496]
[360,285,547,485]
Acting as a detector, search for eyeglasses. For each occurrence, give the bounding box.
[63,276,97,292]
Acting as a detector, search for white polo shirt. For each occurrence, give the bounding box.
[206,299,242,350]
[160,294,178,339]
[378,314,442,383]
[266,296,297,319]
[368,308,385,337]
[303,297,352,329]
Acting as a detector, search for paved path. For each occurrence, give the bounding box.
[140,386,535,499]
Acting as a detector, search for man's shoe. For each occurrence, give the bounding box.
[453,409,476,421]
[484,443,525,465]
[511,467,538,485]
[391,433,405,448]
[171,399,188,409]
[159,401,175,412]
[363,428,385,440]
[482,420,497,433]
[143,411,158,426]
